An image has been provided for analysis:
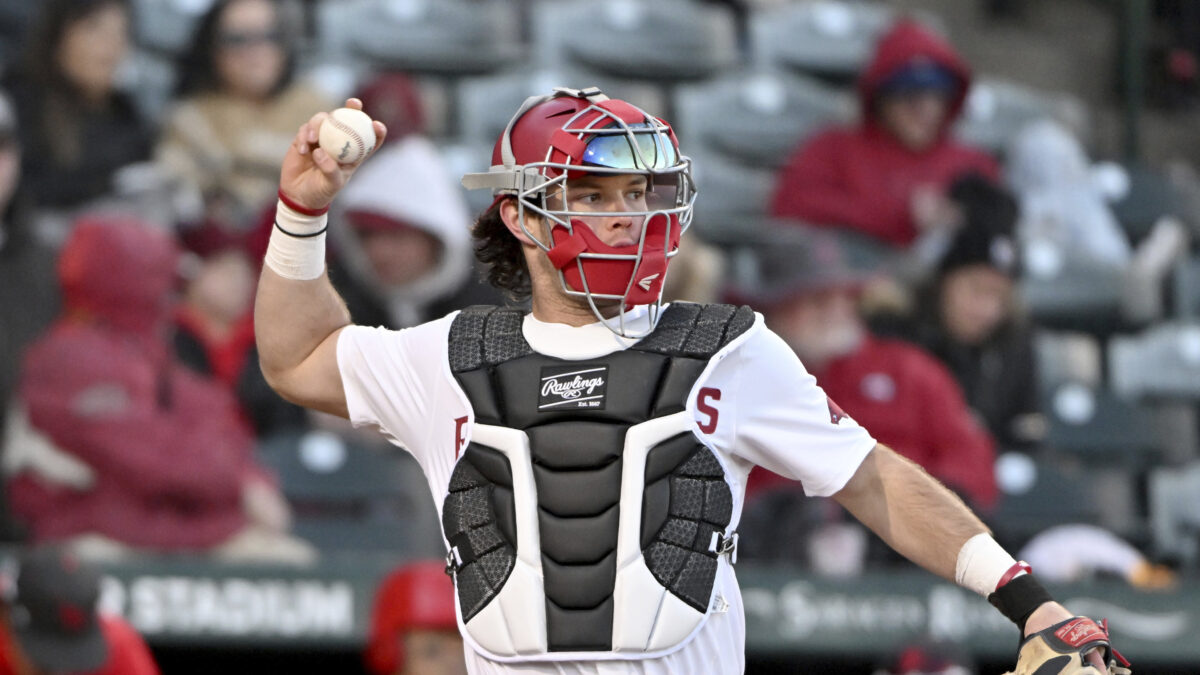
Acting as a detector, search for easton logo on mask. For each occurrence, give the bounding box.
[538,365,609,411]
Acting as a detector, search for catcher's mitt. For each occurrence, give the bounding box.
[1005,617,1131,675]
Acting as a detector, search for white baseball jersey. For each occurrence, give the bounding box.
[337,305,877,674]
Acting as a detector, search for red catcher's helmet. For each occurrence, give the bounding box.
[364,560,458,675]
[461,86,696,338]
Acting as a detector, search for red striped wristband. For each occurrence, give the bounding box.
[996,560,1033,591]
[277,189,330,216]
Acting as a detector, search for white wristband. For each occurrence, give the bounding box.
[955,533,1019,597]
[264,200,327,280]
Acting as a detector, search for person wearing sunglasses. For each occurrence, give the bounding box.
[157,0,332,232]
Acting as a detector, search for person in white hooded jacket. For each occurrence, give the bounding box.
[329,133,502,328]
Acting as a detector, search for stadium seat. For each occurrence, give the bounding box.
[130,0,212,56]
[530,0,739,81]
[438,138,496,215]
[954,78,1089,156]
[685,149,778,235]
[1148,463,1200,567]
[747,1,944,85]
[117,49,179,121]
[1041,381,1160,463]
[990,455,1101,549]
[256,430,443,556]
[1019,248,1125,334]
[1173,255,1200,319]
[316,0,523,76]
[454,68,666,147]
[1109,321,1200,400]
[1108,163,1188,244]
[0,0,35,68]
[672,68,853,170]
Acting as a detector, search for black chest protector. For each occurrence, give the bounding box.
[442,302,754,660]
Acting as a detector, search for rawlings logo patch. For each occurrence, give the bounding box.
[1054,618,1105,648]
[538,365,608,411]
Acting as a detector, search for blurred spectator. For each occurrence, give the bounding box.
[1019,524,1177,591]
[365,560,465,675]
[736,228,998,511]
[769,18,999,248]
[0,546,158,675]
[872,637,975,675]
[0,89,56,544]
[157,0,332,231]
[0,90,59,437]
[324,73,501,329]
[173,223,308,437]
[3,216,314,564]
[1005,119,1131,268]
[3,0,153,225]
[874,175,1043,449]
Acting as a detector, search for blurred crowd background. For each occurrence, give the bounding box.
[0,0,1199,673]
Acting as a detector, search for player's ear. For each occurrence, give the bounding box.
[499,197,538,247]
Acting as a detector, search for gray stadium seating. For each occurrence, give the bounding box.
[1042,381,1160,463]
[991,456,1101,548]
[131,0,212,56]
[748,1,943,84]
[454,67,666,147]
[530,0,739,81]
[1019,251,1126,334]
[1148,463,1200,567]
[316,0,523,75]
[1173,255,1200,319]
[673,68,853,170]
[954,78,1089,156]
[1109,321,1200,400]
[256,430,443,556]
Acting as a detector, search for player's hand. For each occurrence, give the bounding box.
[1025,602,1108,669]
[279,97,387,212]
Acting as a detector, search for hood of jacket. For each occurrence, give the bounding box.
[858,18,972,131]
[58,216,179,336]
[333,135,472,325]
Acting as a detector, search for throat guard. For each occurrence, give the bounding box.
[443,303,753,662]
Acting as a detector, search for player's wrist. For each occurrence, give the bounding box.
[264,198,328,280]
[277,188,331,217]
[954,533,1019,596]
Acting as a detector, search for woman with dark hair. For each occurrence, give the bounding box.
[4,0,153,220]
[156,0,332,231]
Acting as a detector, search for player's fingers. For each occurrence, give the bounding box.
[311,146,341,177]
[294,122,312,155]
[1082,647,1106,669]
[344,97,363,111]
[304,111,329,146]
[369,120,388,155]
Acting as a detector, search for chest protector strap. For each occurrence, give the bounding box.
[444,303,754,661]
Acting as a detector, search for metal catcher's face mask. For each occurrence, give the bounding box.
[462,87,696,338]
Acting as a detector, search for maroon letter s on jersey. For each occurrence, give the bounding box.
[697,388,721,433]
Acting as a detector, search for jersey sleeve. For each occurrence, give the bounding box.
[336,314,457,454]
[702,320,877,497]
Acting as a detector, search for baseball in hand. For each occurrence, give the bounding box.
[318,108,376,165]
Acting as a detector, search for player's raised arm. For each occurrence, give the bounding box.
[254,98,387,418]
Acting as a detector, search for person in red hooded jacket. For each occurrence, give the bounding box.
[770,18,1000,248]
[365,560,466,675]
[3,216,314,564]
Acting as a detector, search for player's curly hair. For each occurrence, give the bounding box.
[471,197,531,299]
